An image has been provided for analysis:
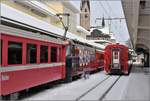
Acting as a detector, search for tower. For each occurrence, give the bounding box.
[80,0,90,31]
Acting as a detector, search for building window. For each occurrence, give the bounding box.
[85,9,87,12]
[40,45,48,63]
[85,14,88,18]
[8,41,22,64]
[27,44,37,64]
[51,47,57,62]
[84,9,88,18]
[140,0,146,9]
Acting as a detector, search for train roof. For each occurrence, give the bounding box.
[105,43,128,49]
[1,3,105,51]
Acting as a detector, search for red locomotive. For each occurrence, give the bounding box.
[104,43,129,75]
[0,23,104,99]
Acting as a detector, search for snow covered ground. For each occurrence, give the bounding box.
[22,71,108,100]
[22,63,150,101]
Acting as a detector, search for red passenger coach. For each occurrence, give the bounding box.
[104,43,129,75]
[0,25,66,98]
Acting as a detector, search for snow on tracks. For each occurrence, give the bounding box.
[77,76,120,101]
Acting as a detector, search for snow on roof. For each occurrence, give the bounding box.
[110,33,116,40]
[90,27,109,34]
[99,27,110,34]
[76,26,90,35]
[89,40,112,43]
[1,3,105,49]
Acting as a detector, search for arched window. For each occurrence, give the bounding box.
[85,9,87,12]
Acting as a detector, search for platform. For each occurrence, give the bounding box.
[104,62,150,101]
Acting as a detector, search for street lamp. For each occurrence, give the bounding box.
[56,13,70,40]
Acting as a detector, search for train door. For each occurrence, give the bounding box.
[111,49,120,69]
[65,44,79,82]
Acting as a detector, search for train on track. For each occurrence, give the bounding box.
[0,21,104,99]
[104,43,132,75]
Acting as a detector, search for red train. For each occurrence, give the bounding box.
[0,24,104,99]
[104,43,129,75]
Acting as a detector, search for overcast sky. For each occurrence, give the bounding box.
[71,0,129,44]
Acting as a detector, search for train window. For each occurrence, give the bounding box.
[71,45,76,56]
[40,45,48,63]
[75,47,79,56]
[58,48,61,62]
[8,41,22,64]
[51,47,57,62]
[66,45,71,56]
[0,40,2,64]
[27,44,37,64]
[114,51,118,59]
[100,54,104,60]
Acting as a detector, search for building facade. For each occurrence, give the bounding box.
[1,0,83,37]
[122,0,150,66]
[86,28,116,46]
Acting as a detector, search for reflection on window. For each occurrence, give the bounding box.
[66,46,71,56]
[51,47,57,62]
[114,51,119,59]
[0,40,2,64]
[71,45,76,56]
[58,48,61,62]
[27,44,37,64]
[40,45,48,63]
[8,41,22,64]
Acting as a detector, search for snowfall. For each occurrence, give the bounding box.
[22,62,150,101]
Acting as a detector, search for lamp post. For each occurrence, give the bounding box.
[56,13,70,40]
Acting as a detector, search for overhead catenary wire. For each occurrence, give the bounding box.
[105,0,118,18]
[99,1,120,30]
[105,0,128,42]
[99,0,125,41]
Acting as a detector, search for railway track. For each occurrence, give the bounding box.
[75,75,121,101]
[19,74,121,100]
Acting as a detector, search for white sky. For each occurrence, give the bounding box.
[70,0,129,44]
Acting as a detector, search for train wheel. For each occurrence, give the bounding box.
[10,92,19,100]
[1,95,10,100]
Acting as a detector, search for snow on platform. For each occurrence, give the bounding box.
[104,63,150,101]
[122,65,150,100]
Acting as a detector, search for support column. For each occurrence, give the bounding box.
[144,53,149,67]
